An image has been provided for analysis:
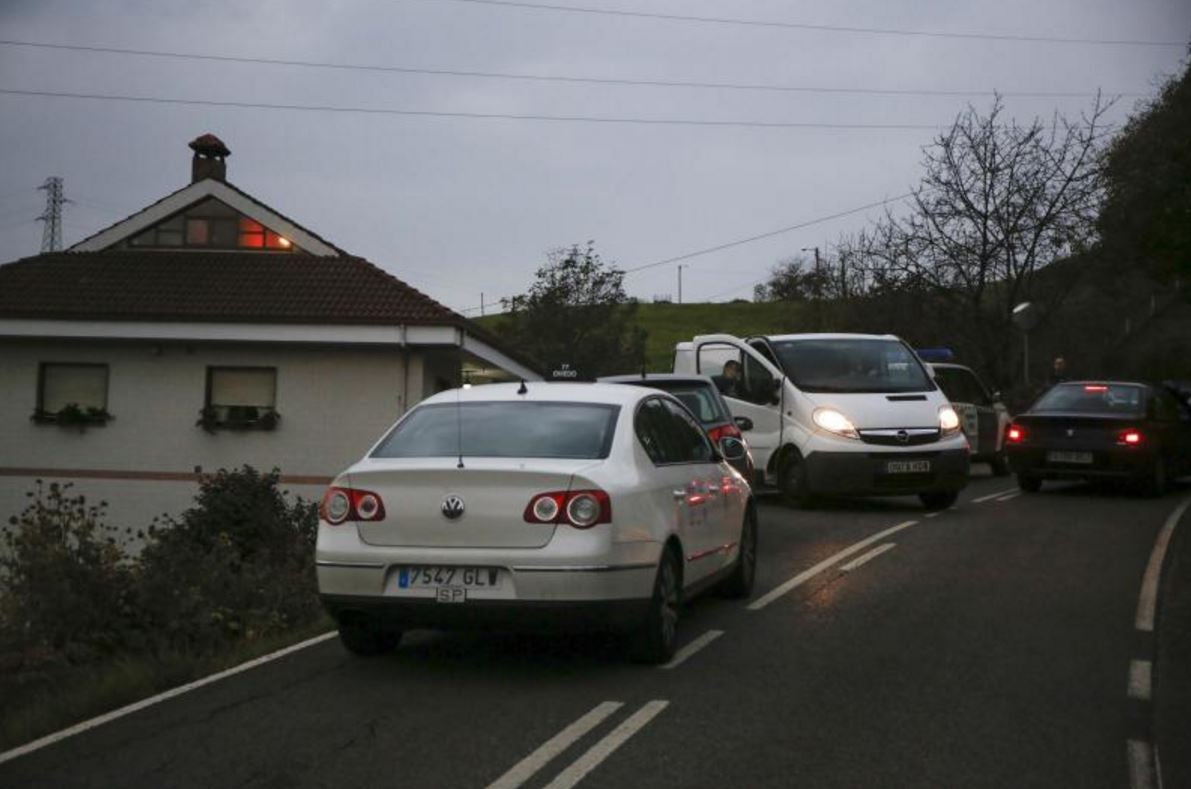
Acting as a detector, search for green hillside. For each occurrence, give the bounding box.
[476,300,810,372]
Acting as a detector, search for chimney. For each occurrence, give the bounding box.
[188,133,231,183]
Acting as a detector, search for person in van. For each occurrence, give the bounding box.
[713,360,743,398]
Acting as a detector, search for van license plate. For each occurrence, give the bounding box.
[1047,450,1093,465]
[886,460,930,474]
[436,588,466,604]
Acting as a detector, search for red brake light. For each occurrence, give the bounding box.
[1084,385,1108,392]
[1118,429,1143,446]
[319,486,386,524]
[706,423,741,443]
[524,490,611,528]
[1006,425,1025,443]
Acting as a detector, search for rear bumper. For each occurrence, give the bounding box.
[1007,447,1156,479]
[803,448,970,495]
[321,594,651,633]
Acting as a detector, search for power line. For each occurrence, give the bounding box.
[434,0,1187,47]
[0,87,945,129]
[454,192,911,313]
[0,40,1139,99]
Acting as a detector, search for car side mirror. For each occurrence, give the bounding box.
[734,415,754,431]
[719,436,747,462]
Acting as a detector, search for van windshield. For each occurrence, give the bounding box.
[771,338,936,394]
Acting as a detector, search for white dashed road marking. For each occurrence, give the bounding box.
[972,488,1018,503]
[748,520,918,611]
[1128,739,1159,789]
[487,701,624,789]
[542,701,669,789]
[1135,495,1191,632]
[996,492,1020,502]
[661,630,723,670]
[1127,659,1153,702]
[839,543,897,572]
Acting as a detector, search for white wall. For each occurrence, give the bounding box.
[0,338,414,533]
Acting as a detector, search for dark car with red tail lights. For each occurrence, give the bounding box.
[1005,381,1191,496]
[599,373,756,482]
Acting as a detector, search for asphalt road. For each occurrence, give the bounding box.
[2,470,1188,788]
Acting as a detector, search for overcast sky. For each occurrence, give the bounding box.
[1,0,1188,315]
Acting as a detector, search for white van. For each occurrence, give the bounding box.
[673,333,970,509]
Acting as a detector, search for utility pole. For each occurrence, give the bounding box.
[677,264,686,304]
[37,176,70,253]
[480,292,485,317]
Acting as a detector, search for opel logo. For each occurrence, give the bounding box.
[1066,428,1075,438]
[441,494,465,520]
[896,430,910,444]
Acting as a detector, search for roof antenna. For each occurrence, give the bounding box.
[454,384,465,469]
[517,379,528,395]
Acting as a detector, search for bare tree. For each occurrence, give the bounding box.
[848,95,1112,385]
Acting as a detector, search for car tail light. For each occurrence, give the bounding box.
[524,489,611,528]
[1006,424,1026,444]
[1118,429,1143,446]
[1084,384,1108,392]
[319,486,386,524]
[706,423,742,443]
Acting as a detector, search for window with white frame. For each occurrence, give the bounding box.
[203,367,278,429]
[36,363,110,422]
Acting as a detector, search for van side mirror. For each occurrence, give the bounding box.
[734,415,754,431]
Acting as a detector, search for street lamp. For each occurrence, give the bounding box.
[1011,301,1040,385]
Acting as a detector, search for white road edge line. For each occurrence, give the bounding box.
[972,488,1018,503]
[1135,495,1191,632]
[996,492,1021,502]
[542,700,669,789]
[747,520,918,611]
[0,630,337,767]
[661,630,723,670]
[1128,739,1159,789]
[924,512,940,518]
[1127,659,1153,701]
[839,543,897,572]
[486,701,624,789]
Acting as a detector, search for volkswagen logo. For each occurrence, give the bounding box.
[896,429,910,444]
[441,494,465,520]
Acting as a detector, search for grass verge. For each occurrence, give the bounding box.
[0,614,334,754]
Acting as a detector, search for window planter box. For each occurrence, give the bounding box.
[196,406,281,433]
[31,404,113,431]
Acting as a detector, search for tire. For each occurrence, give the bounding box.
[989,450,1011,478]
[778,452,817,509]
[919,490,958,511]
[1017,473,1042,493]
[1140,457,1168,498]
[337,618,402,657]
[720,508,757,599]
[629,547,682,664]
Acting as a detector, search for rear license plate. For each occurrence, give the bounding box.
[886,460,930,474]
[398,566,499,590]
[1047,450,1093,465]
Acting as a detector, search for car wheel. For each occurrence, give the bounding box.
[779,452,817,509]
[989,451,1011,477]
[919,490,958,511]
[720,509,757,599]
[1140,457,1168,498]
[1017,473,1042,493]
[338,617,402,657]
[629,547,682,664]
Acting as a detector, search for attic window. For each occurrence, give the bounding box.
[238,218,291,249]
[123,198,296,251]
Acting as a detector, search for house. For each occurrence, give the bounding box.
[0,134,540,534]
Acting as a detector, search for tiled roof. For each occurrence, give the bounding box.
[0,250,462,326]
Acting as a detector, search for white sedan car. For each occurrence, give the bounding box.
[317,382,756,663]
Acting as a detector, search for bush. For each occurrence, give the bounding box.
[0,482,139,667]
[136,467,319,654]
[0,467,320,670]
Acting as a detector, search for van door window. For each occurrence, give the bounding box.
[697,343,745,399]
[748,339,780,368]
[742,354,776,406]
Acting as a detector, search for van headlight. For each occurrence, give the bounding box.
[812,407,858,439]
[939,405,961,436]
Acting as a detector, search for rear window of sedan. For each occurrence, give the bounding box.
[1033,383,1145,415]
[371,401,620,459]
